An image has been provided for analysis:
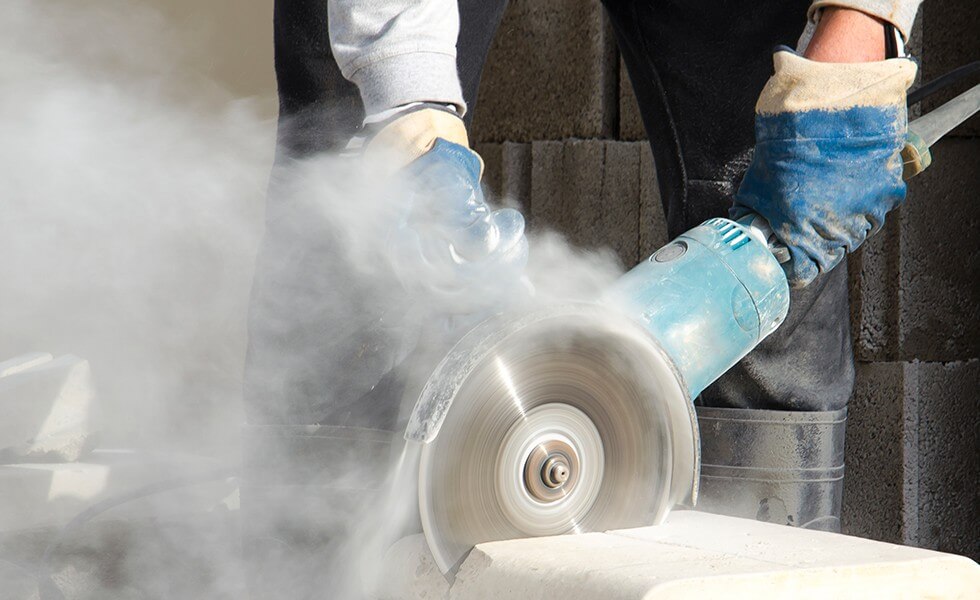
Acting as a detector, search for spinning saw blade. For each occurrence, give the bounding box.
[414,306,697,574]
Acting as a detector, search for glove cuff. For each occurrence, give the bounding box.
[756,50,916,117]
[367,107,471,170]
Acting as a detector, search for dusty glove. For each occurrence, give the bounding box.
[371,107,528,311]
[731,49,917,288]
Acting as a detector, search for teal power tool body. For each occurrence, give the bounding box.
[403,84,980,575]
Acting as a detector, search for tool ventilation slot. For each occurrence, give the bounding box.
[707,218,750,251]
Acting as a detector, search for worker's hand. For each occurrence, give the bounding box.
[370,107,529,311]
[730,49,916,288]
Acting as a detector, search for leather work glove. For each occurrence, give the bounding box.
[730,49,917,288]
[368,106,529,313]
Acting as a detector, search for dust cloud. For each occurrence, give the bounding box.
[0,1,623,599]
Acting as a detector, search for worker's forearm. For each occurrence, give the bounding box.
[327,0,465,115]
[807,1,921,42]
[805,7,888,62]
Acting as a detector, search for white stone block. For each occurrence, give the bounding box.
[0,352,54,377]
[0,353,97,462]
[386,511,980,599]
[0,449,237,532]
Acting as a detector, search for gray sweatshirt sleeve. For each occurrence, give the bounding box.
[809,0,922,40]
[328,0,465,116]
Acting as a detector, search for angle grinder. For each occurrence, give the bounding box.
[400,83,980,576]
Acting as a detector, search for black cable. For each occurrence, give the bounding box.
[884,24,898,60]
[36,466,239,600]
[908,61,980,107]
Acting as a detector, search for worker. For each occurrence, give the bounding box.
[241,0,920,597]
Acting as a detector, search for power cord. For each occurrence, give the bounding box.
[908,61,980,107]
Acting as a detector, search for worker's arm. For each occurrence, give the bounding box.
[327,1,527,307]
[807,1,921,44]
[730,3,920,288]
[327,0,465,116]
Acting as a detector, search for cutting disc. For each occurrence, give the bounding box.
[417,307,691,574]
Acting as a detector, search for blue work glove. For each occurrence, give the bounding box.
[392,137,528,311]
[731,49,917,288]
[364,106,528,313]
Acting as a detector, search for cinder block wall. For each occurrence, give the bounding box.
[844,3,980,560]
[472,0,979,559]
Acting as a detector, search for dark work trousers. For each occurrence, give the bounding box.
[243,0,855,596]
[602,0,855,412]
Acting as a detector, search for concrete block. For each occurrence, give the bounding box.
[530,140,645,267]
[847,218,901,362]
[848,139,980,362]
[842,362,916,544]
[475,142,503,199]
[500,142,533,207]
[386,512,980,599]
[920,0,979,137]
[0,354,97,463]
[638,143,667,258]
[475,142,531,209]
[915,360,979,559]
[898,138,980,360]
[470,0,617,142]
[843,360,980,561]
[619,58,646,141]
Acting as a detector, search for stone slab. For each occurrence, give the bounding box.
[385,512,980,599]
[470,0,617,142]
